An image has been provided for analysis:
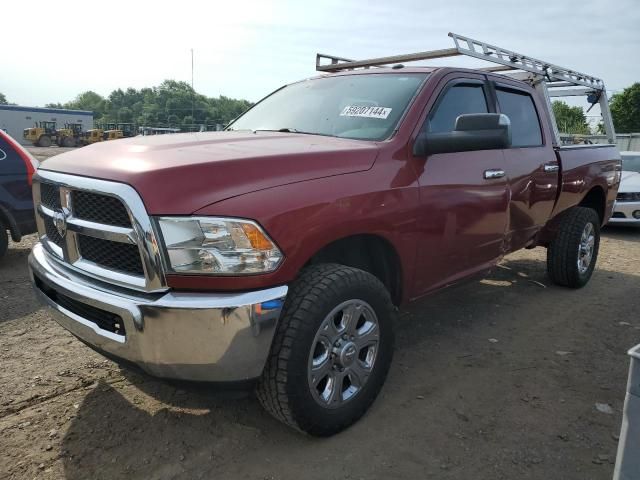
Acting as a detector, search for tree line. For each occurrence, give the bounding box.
[2,80,253,129]
[2,81,639,133]
[45,80,253,129]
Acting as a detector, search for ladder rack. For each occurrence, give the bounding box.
[316,32,616,144]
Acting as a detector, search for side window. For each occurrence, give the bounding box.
[427,83,488,133]
[496,88,543,147]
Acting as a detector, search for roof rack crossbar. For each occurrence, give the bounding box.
[314,32,615,145]
[316,33,604,92]
[448,33,604,90]
[478,65,516,73]
[316,48,460,72]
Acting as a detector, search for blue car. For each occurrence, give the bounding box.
[0,130,39,258]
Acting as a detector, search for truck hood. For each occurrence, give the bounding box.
[40,131,379,214]
[620,171,640,193]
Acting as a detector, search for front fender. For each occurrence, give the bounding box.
[165,170,421,301]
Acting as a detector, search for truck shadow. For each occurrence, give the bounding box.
[603,225,640,243]
[0,240,39,323]
[58,254,640,479]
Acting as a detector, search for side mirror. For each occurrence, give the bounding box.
[413,113,512,156]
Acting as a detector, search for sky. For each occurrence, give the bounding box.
[1,0,638,108]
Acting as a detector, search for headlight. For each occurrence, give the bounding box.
[156,217,283,275]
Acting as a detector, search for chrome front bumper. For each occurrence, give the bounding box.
[28,242,287,382]
[610,201,640,225]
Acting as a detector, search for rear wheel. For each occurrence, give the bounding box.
[257,264,395,436]
[547,207,601,288]
[37,135,52,147]
[0,219,8,259]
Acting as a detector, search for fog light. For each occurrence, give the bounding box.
[633,210,640,219]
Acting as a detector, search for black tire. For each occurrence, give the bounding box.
[37,135,52,147]
[257,263,395,436]
[547,207,601,288]
[62,136,76,148]
[0,219,8,259]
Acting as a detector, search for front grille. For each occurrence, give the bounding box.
[72,190,132,227]
[40,183,61,209]
[43,216,64,248]
[35,173,164,292]
[617,192,640,202]
[78,235,144,276]
[612,212,626,219]
[34,274,126,336]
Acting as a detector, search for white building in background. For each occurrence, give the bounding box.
[0,105,94,145]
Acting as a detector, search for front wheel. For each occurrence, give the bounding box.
[37,135,52,147]
[257,264,395,436]
[547,207,601,288]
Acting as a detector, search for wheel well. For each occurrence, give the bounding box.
[579,186,606,224]
[0,204,20,242]
[305,235,402,306]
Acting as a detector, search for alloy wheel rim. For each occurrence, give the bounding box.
[308,299,379,408]
[577,222,595,274]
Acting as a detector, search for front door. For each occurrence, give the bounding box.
[411,75,509,297]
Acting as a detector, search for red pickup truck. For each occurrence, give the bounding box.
[28,35,621,435]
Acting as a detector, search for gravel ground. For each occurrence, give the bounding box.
[26,146,77,163]
[1,149,639,479]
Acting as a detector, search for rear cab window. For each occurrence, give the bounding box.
[495,87,543,147]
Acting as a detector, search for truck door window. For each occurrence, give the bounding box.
[496,88,543,147]
[426,84,488,133]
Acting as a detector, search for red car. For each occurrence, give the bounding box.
[28,34,621,435]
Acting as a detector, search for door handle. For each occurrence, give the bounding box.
[484,169,505,179]
[544,163,560,173]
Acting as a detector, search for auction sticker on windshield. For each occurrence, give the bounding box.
[340,106,392,119]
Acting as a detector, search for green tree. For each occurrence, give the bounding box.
[65,91,107,119]
[610,83,640,133]
[167,114,179,126]
[552,101,591,135]
[0,92,7,104]
[118,107,133,122]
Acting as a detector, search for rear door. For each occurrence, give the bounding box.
[411,74,510,296]
[492,82,559,250]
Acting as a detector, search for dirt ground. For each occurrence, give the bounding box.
[1,149,639,479]
[26,146,76,162]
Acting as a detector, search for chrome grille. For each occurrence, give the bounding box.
[72,190,132,227]
[43,216,64,248]
[617,192,640,202]
[40,182,61,209]
[78,235,144,276]
[33,170,166,292]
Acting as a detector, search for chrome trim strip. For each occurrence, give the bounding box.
[74,258,148,289]
[39,204,135,243]
[67,218,137,244]
[33,170,167,292]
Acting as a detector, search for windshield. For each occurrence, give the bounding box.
[622,155,640,173]
[228,73,428,141]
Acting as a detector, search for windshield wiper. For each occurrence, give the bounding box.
[252,128,335,138]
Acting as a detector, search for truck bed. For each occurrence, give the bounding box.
[553,144,621,223]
